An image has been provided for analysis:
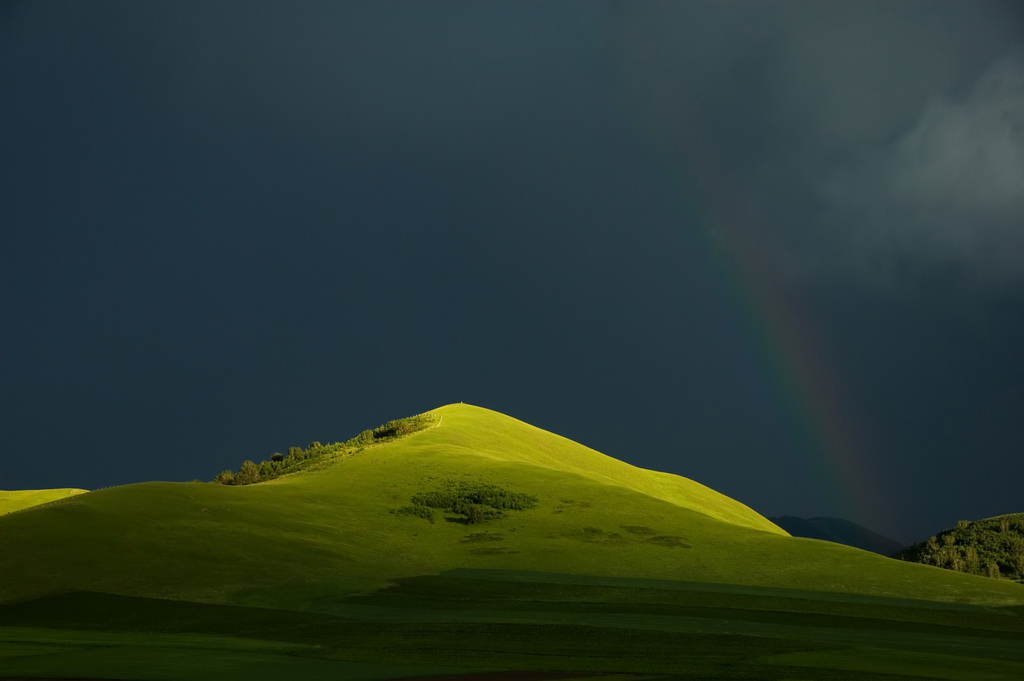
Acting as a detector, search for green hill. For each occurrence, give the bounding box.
[2,404,1024,680]
[0,488,88,515]
[895,513,1024,581]
[1,404,1020,607]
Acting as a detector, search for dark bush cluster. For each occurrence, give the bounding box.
[412,484,537,512]
[895,514,1024,582]
[213,412,438,485]
[391,505,436,521]
[399,482,538,524]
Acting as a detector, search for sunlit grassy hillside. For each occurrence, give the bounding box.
[1,404,1022,609]
[0,488,87,515]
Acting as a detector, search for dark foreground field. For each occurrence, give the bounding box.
[2,569,1022,681]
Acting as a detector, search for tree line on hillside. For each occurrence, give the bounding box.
[213,413,437,486]
[894,514,1024,582]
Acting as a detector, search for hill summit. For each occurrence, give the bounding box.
[1,403,1022,609]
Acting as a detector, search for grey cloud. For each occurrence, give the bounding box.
[818,49,1024,285]
[612,1,1016,152]
[609,0,1024,288]
[761,2,1017,155]
[885,51,1024,216]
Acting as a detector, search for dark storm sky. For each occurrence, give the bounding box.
[3,1,1023,544]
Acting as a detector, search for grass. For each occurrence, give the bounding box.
[0,626,470,681]
[0,488,88,515]
[2,403,1024,679]
[2,404,1022,608]
[1,572,1022,679]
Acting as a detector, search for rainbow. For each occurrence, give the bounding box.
[661,153,887,531]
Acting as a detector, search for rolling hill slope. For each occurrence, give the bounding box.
[0,488,88,516]
[1,403,1022,610]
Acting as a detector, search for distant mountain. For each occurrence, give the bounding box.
[770,515,905,555]
[894,513,1024,582]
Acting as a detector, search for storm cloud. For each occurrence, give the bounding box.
[820,49,1024,284]
[610,0,1024,286]
[3,1,1024,544]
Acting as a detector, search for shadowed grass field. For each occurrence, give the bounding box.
[1,570,1022,680]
